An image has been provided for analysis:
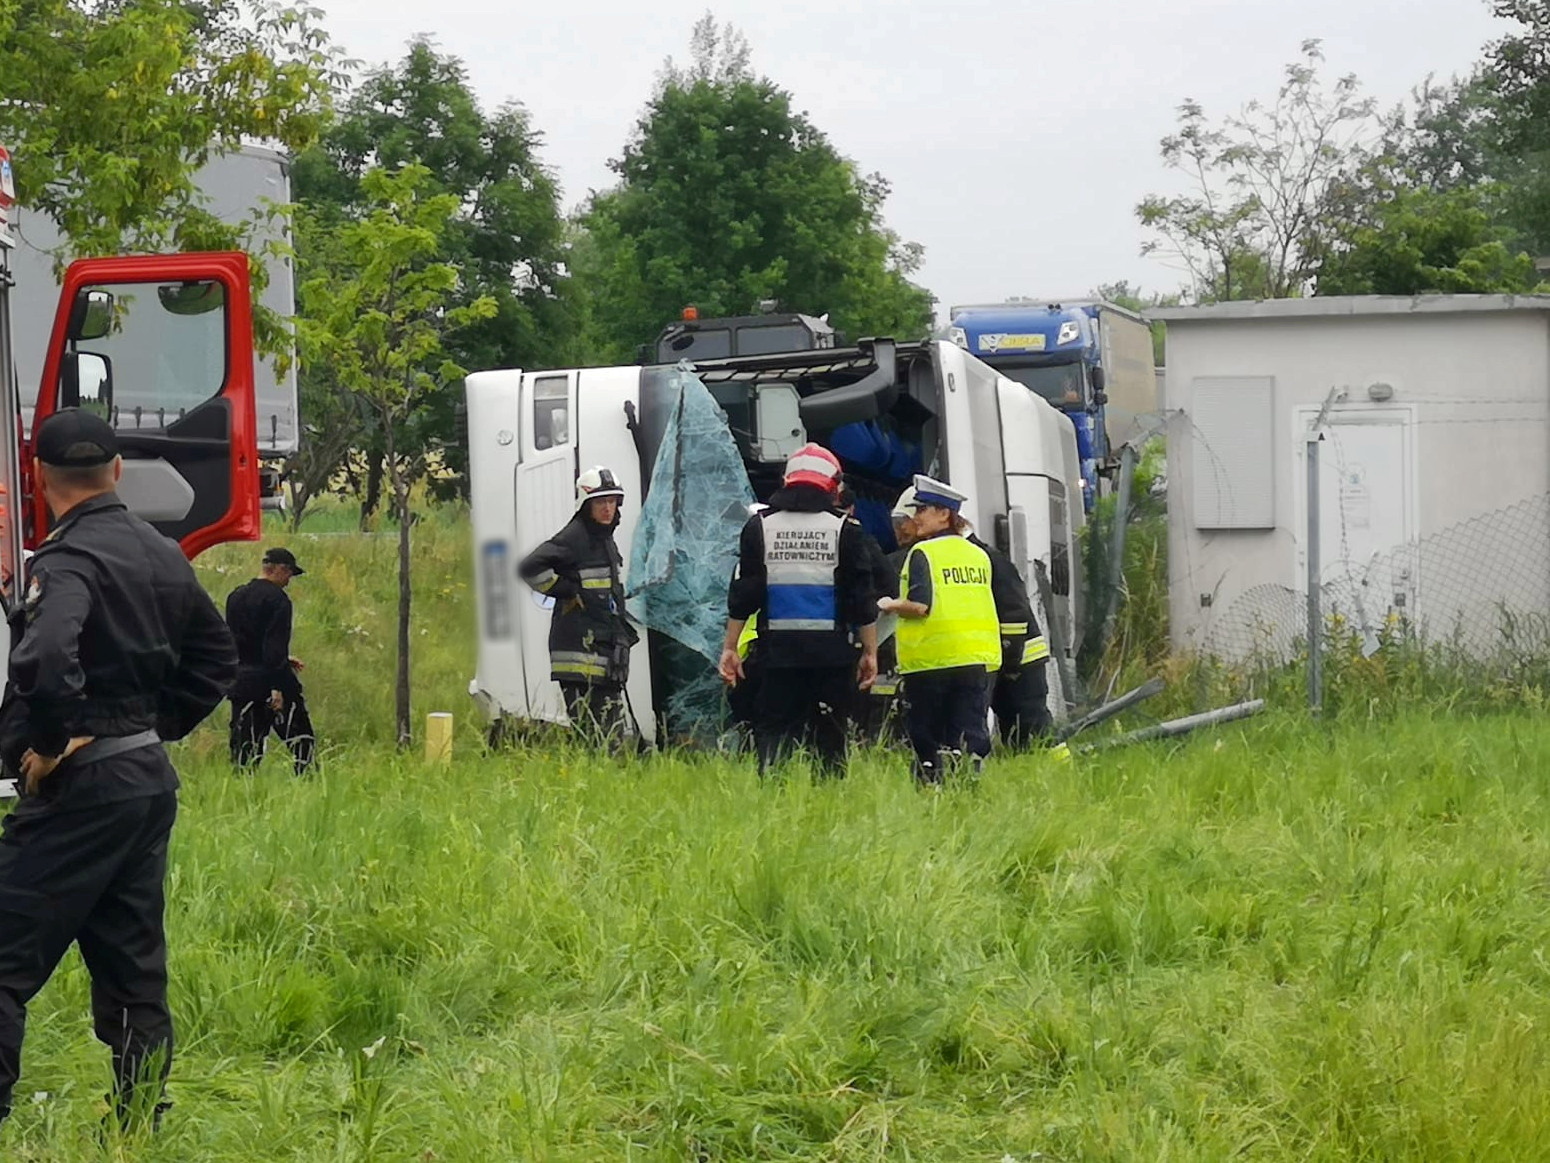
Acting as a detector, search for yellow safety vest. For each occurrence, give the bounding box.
[896,535,1001,675]
[737,615,760,660]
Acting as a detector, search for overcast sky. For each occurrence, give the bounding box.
[313,0,1510,316]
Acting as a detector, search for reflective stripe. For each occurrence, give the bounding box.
[1022,636,1050,664]
[552,650,610,678]
[578,566,612,580]
[785,449,840,482]
[768,618,837,631]
[871,680,899,696]
[582,578,613,590]
[530,568,559,592]
[999,622,1028,636]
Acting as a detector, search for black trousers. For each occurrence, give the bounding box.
[903,669,991,782]
[0,791,177,1125]
[754,665,853,778]
[990,662,1053,749]
[230,684,315,774]
[560,682,630,748]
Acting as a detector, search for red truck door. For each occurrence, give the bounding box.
[28,252,261,559]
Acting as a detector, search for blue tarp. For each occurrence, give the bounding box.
[626,368,755,742]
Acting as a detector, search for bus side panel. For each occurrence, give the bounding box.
[575,366,655,747]
[465,369,529,725]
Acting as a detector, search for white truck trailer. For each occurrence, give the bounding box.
[464,337,1085,746]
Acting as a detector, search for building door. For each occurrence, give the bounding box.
[1295,406,1417,645]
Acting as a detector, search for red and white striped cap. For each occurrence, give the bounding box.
[783,443,842,492]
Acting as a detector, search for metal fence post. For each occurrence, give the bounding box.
[1307,434,1322,714]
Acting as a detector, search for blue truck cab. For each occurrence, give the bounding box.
[946,301,1111,509]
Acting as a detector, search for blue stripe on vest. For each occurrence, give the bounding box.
[766,583,837,625]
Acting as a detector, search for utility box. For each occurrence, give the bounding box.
[1154,295,1550,660]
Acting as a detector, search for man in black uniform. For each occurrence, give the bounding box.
[0,409,236,1133]
[837,482,896,745]
[519,466,639,746]
[226,547,315,774]
[719,443,878,778]
[966,530,1053,749]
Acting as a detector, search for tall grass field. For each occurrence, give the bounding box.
[5,505,1550,1160]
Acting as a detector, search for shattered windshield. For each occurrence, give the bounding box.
[626,366,755,743]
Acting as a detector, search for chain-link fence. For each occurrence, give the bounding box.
[1204,493,1550,666]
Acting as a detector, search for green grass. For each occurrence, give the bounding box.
[6,505,1550,1159]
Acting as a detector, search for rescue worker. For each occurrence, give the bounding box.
[837,481,898,744]
[726,504,768,743]
[880,475,1001,785]
[0,409,237,1133]
[226,547,316,774]
[519,466,639,745]
[719,443,878,778]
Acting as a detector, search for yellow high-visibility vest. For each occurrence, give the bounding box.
[896,535,1001,675]
[737,615,760,660]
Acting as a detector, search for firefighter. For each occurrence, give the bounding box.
[719,443,878,778]
[880,475,1001,785]
[0,409,237,1133]
[519,466,639,746]
[226,547,316,774]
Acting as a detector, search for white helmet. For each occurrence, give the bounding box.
[577,465,625,509]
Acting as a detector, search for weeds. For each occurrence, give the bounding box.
[3,504,1548,1158]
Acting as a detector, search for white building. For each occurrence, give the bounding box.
[1153,295,1550,659]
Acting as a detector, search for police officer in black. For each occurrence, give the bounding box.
[0,409,236,1133]
[519,466,639,745]
[226,547,316,774]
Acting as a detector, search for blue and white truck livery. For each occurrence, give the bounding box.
[946,299,1155,509]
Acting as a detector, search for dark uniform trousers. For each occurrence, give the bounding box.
[754,665,853,779]
[229,674,315,774]
[903,668,992,784]
[560,682,629,749]
[990,663,1053,749]
[0,775,176,1124]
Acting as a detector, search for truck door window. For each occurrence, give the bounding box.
[753,383,804,461]
[65,280,226,430]
[532,375,569,450]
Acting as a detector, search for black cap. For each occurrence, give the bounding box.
[35,408,119,467]
[262,547,305,576]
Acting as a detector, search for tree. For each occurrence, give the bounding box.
[0,0,344,356]
[1316,186,1542,295]
[297,164,496,746]
[289,38,573,514]
[1137,40,1380,302]
[574,16,933,359]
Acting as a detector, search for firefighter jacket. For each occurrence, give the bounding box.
[896,533,1001,675]
[519,510,637,686]
[967,534,1050,672]
[727,485,878,669]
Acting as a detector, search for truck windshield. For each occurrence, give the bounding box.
[998,361,1086,408]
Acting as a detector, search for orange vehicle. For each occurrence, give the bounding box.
[0,142,263,611]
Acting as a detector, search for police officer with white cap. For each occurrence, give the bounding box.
[519,466,639,745]
[880,475,1001,784]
